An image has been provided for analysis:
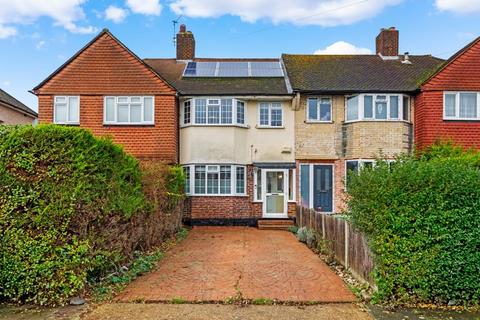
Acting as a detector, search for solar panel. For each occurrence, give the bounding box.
[183,61,284,77]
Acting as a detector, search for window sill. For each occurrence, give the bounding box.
[187,194,248,197]
[103,123,155,127]
[181,124,249,129]
[443,118,480,122]
[54,123,80,126]
[255,125,285,129]
[344,119,411,124]
[305,120,333,124]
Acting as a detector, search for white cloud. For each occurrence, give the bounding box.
[0,0,98,38]
[2,80,11,86]
[169,0,402,26]
[126,0,162,16]
[105,5,128,23]
[0,25,17,38]
[435,0,480,14]
[314,41,372,54]
[35,40,46,49]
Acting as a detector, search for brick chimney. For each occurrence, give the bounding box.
[176,24,195,61]
[376,27,399,57]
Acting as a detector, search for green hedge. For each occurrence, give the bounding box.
[0,125,183,305]
[346,144,480,306]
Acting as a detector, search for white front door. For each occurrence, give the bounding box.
[262,169,288,218]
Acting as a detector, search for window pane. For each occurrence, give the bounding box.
[390,96,399,119]
[364,95,373,118]
[308,98,318,120]
[118,97,128,103]
[320,98,331,121]
[183,166,190,194]
[130,104,142,123]
[403,96,409,121]
[194,166,206,194]
[221,99,233,124]
[256,170,262,201]
[144,97,153,122]
[346,96,359,121]
[131,97,141,103]
[375,96,387,119]
[300,165,310,207]
[271,103,282,126]
[236,167,245,194]
[288,169,294,201]
[346,161,359,189]
[117,104,129,122]
[219,166,231,194]
[207,172,219,194]
[460,93,477,118]
[55,104,67,123]
[105,97,115,122]
[444,94,456,117]
[183,101,191,124]
[208,105,220,124]
[236,101,245,125]
[259,103,269,126]
[195,99,207,124]
[68,97,79,122]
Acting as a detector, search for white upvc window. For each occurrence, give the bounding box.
[182,98,246,126]
[345,94,410,122]
[104,96,154,125]
[183,164,246,196]
[54,96,79,124]
[258,102,283,127]
[443,92,480,120]
[307,97,332,122]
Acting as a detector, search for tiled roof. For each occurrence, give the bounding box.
[282,54,445,93]
[0,88,37,117]
[144,59,290,96]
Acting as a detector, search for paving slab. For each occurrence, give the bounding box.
[116,226,355,303]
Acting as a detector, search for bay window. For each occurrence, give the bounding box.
[182,98,246,126]
[307,97,332,122]
[54,96,79,124]
[345,94,410,122]
[104,96,154,125]
[184,165,246,196]
[444,92,480,120]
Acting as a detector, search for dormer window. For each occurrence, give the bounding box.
[182,98,247,126]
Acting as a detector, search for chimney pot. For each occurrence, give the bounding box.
[176,24,195,60]
[376,27,399,57]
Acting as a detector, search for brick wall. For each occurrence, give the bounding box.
[35,31,178,161]
[416,38,480,150]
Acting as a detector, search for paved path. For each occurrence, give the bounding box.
[116,226,355,303]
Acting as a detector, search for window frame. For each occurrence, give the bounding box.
[306,96,333,123]
[443,91,480,121]
[54,96,80,125]
[344,159,396,190]
[253,167,295,202]
[344,93,411,123]
[183,164,247,196]
[181,98,247,127]
[257,102,284,128]
[298,163,335,213]
[103,96,155,125]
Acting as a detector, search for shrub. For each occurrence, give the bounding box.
[0,125,184,305]
[346,144,480,306]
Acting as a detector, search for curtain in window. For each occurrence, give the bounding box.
[460,93,477,118]
[346,96,359,121]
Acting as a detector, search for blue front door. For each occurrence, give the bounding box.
[313,165,333,212]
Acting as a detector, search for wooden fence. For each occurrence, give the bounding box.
[296,206,375,285]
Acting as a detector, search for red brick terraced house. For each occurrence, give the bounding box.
[32,29,178,162]
[415,36,480,150]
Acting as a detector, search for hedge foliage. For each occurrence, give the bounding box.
[0,125,184,305]
[346,143,480,306]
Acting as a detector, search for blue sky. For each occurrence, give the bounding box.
[0,0,479,111]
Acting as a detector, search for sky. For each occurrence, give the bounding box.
[0,0,479,112]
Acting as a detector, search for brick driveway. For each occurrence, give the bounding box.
[116,227,355,303]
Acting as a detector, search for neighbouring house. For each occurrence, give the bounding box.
[415,36,480,150]
[32,29,178,162]
[282,27,444,213]
[145,25,296,224]
[0,88,37,125]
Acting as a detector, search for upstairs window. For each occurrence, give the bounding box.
[258,102,283,127]
[54,96,79,124]
[104,96,154,125]
[346,94,410,122]
[307,97,332,122]
[183,98,246,126]
[444,92,480,120]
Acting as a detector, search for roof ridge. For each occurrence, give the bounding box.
[0,88,37,117]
